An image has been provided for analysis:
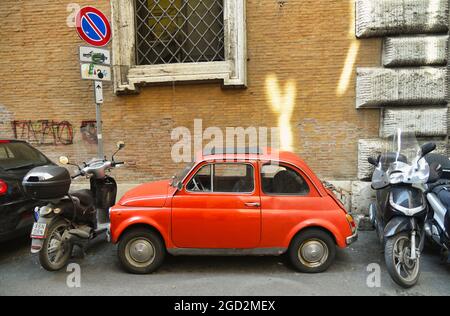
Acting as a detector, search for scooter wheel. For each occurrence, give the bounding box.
[385,232,421,289]
[118,228,166,274]
[39,219,73,272]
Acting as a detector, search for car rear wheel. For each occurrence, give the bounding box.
[118,228,165,274]
[289,229,336,273]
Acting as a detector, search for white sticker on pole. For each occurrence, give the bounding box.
[81,63,111,82]
[80,46,111,65]
[95,81,104,104]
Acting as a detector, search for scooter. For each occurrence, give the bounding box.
[23,142,125,271]
[424,153,450,263]
[368,128,437,288]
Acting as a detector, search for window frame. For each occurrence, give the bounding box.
[260,162,311,197]
[111,0,247,94]
[185,162,256,195]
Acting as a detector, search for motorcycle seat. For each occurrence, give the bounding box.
[70,189,94,208]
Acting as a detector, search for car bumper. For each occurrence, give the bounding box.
[0,201,36,241]
[346,230,358,246]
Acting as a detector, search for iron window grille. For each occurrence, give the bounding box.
[135,0,225,65]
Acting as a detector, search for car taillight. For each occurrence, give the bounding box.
[0,180,8,195]
[0,140,10,144]
[346,214,357,233]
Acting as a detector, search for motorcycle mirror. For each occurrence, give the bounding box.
[421,142,436,158]
[117,141,126,150]
[59,156,69,165]
[368,156,379,167]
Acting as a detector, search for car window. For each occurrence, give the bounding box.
[186,163,254,193]
[261,164,310,196]
[0,146,14,159]
[186,165,212,192]
[0,142,49,171]
[214,164,254,193]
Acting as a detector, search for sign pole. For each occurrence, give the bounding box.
[76,6,112,160]
[95,81,104,159]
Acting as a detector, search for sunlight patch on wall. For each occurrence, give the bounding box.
[265,74,297,152]
[337,0,360,97]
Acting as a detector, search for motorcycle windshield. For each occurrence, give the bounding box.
[372,129,430,190]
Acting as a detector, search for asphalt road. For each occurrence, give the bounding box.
[0,232,449,296]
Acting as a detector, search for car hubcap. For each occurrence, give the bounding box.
[126,238,155,267]
[299,239,329,268]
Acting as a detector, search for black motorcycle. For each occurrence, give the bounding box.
[424,153,450,264]
[368,129,437,288]
[23,142,125,271]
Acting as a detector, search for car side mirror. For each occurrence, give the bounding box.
[59,156,69,165]
[421,142,436,158]
[177,181,183,191]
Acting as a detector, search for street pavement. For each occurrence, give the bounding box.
[0,231,449,296]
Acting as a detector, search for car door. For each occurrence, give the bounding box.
[171,161,261,249]
[258,162,323,247]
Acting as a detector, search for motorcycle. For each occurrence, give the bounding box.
[368,129,437,288]
[23,142,125,271]
[424,153,450,264]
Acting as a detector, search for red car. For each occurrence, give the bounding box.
[109,149,358,274]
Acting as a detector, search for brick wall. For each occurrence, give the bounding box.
[0,0,381,183]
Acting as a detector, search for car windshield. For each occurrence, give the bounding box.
[0,142,49,171]
[171,162,195,186]
[372,129,430,189]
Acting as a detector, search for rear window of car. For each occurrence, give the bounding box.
[0,142,49,171]
[261,164,310,196]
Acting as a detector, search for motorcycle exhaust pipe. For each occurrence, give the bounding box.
[369,203,377,227]
[425,221,445,247]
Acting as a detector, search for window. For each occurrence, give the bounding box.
[111,0,247,93]
[187,163,254,193]
[261,164,310,196]
[135,0,225,65]
[187,164,212,192]
[0,143,49,171]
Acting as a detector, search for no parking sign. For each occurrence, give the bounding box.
[76,7,111,47]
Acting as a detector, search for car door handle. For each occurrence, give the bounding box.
[245,202,261,208]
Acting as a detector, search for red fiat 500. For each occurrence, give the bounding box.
[109,149,358,274]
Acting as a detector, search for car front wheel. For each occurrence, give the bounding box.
[118,228,165,274]
[289,229,336,273]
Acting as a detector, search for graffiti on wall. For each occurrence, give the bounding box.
[11,120,74,145]
[80,120,98,145]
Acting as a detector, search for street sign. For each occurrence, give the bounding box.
[79,46,111,65]
[95,81,104,104]
[81,63,112,82]
[76,7,111,47]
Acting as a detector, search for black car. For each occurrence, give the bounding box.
[0,140,53,242]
